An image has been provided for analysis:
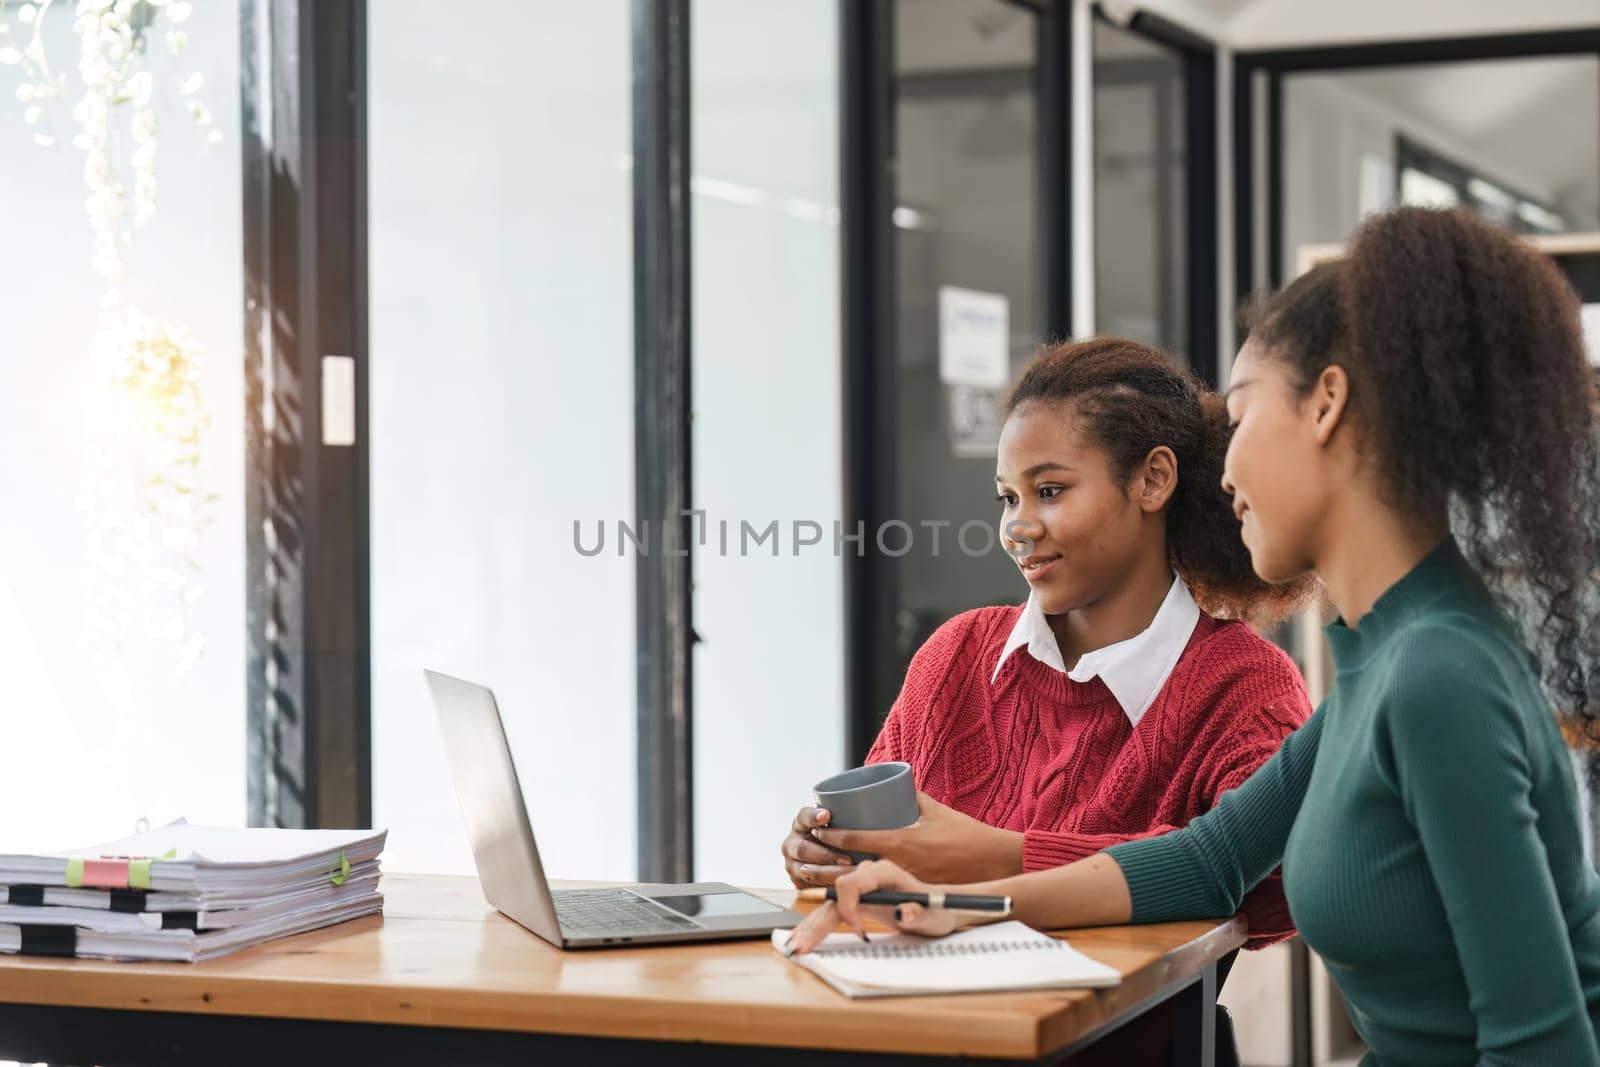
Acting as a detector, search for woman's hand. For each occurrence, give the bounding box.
[809,792,1024,884]
[781,805,855,887]
[785,859,965,955]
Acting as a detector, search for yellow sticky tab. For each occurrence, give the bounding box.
[329,850,349,887]
[65,859,84,888]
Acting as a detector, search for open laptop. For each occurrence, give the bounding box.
[425,669,804,948]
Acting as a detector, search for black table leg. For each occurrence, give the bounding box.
[1168,960,1217,1067]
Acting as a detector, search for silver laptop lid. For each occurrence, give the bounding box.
[425,669,564,945]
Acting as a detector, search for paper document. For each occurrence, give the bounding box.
[0,819,387,962]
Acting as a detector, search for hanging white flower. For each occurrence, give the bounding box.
[130,105,156,142]
[123,69,151,107]
[1,0,227,668]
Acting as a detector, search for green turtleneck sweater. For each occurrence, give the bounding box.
[1107,540,1600,1065]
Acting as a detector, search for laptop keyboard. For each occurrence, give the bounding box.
[552,888,702,937]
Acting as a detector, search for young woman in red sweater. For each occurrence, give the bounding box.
[780,337,1317,948]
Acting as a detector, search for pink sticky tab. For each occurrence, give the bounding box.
[82,858,131,889]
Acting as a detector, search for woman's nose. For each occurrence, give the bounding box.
[1004,511,1043,550]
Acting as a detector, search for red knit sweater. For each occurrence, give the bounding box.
[866,605,1311,948]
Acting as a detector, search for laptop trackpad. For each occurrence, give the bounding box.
[648,890,786,919]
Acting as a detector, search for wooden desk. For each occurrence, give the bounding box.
[0,873,1243,1065]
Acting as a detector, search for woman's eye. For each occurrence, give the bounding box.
[1038,486,1063,500]
[995,493,1017,508]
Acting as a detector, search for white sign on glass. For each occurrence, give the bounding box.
[938,286,1010,389]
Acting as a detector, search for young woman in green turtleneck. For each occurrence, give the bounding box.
[790,206,1600,1065]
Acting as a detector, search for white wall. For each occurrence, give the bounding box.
[367,0,636,880]
[0,2,244,852]
[690,0,846,888]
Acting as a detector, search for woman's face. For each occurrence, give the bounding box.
[1222,341,1333,583]
[994,402,1154,616]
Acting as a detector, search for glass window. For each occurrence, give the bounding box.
[1399,166,1461,208]
[868,0,1043,725]
[1283,56,1600,270]
[368,0,635,879]
[691,0,843,885]
[1093,17,1189,361]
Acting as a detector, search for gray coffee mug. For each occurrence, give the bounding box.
[812,761,919,862]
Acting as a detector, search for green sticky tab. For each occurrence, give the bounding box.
[65,858,84,888]
[129,848,177,889]
[329,850,349,887]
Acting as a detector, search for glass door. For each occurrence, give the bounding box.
[861,0,1047,730]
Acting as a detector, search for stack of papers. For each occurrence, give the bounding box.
[0,820,386,962]
[773,920,1122,998]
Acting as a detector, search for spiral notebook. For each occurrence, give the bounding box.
[772,920,1121,998]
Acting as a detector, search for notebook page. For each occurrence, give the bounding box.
[774,920,1121,996]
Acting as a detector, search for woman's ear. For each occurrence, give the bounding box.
[1135,446,1179,513]
[1310,365,1351,446]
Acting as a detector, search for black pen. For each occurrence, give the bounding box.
[796,887,1012,916]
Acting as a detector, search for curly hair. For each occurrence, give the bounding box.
[1003,336,1318,626]
[1250,206,1600,774]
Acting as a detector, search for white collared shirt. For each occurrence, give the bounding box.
[991,574,1201,728]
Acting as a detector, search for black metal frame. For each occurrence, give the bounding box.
[241,0,370,831]
[840,0,900,763]
[1235,26,1600,291]
[631,0,695,884]
[1038,1,1074,342]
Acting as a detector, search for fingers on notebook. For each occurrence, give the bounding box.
[787,900,838,955]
